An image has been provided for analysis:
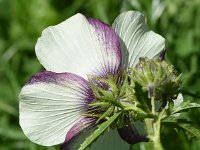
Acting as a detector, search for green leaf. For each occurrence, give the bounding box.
[178,123,200,140]
[78,111,121,150]
[161,116,179,123]
[171,102,200,115]
[162,116,200,140]
[161,116,190,124]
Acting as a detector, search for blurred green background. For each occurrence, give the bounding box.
[0,0,200,149]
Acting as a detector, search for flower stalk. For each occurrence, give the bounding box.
[145,96,165,150]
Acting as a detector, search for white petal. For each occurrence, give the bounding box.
[19,71,94,146]
[36,14,122,79]
[174,93,183,107]
[163,93,183,115]
[165,93,184,117]
[112,11,165,67]
[172,94,184,117]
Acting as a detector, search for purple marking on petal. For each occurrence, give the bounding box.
[65,117,96,142]
[159,49,166,61]
[26,71,95,104]
[87,17,122,77]
[61,117,96,150]
[117,116,148,144]
[27,71,87,85]
[118,125,149,144]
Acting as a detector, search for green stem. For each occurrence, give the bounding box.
[151,96,155,115]
[145,97,165,150]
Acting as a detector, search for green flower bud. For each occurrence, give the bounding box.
[130,57,182,101]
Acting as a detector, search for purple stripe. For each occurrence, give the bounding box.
[65,117,96,142]
[159,49,166,61]
[61,117,96,150]
[118,125,148,144]
[27,71,88,85]
[26,71,95,104]
[117,116,148,144]
[87,17,122,77]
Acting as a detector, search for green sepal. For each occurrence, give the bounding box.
[153,62,164,84]
[133,82,150,113]
[131,68,148,85]
[96,106,114,124]
[95,95,123,109]
[87,75,101,98]
[87,72,119,97]
[81,113,102,118]
[118,75,129,98]
[168,99,174,114]
[107,73,119,96]
[88,101,110,107]
[125,77,136,103]
[95,86,113,99]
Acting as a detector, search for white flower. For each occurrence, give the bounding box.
[19,11,165,149]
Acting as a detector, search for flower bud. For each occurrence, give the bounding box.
[130,57,182,101]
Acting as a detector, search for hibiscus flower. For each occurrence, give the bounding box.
[19,11,165,149]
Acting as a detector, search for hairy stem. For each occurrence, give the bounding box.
[145,97,165,150]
